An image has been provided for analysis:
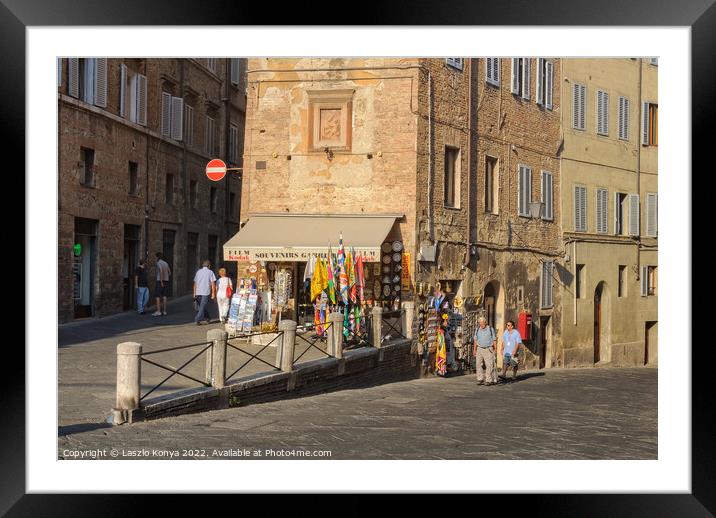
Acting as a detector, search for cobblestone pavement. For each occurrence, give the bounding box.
[58,366,657,460]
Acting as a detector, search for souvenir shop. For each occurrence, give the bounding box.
[222,214,410,334]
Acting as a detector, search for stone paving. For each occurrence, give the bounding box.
[59,299,657,460]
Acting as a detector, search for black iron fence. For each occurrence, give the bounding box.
[139,340,213,401]
[342,313,373,350]
[225,330,283,383]
[293,321,333,364]
[379,308,407,342]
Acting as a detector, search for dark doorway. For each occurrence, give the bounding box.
[73,218,98,319]
[539,316,550,369]
[162,229,175,297]
[645,321,657,365]
[208,234,218,271]
[484,282,496,330]
[186,232,198,291]
[594,283,603,363]
[123,224,141,310]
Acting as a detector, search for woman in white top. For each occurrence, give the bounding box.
[216,268,233,324]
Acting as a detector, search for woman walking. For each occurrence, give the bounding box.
[216,268,233,324]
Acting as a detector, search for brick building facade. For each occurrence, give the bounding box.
[58,58,247,322]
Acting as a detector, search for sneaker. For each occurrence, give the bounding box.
[152,311,162,316]
[162,311,167,316]
[476,380,485,385]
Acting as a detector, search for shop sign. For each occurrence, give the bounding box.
[401,252,412,292]
[225,248,380,262]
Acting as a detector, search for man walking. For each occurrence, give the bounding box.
[134,259,149,314]
[499,320,523,381]
[152,252,172,316]
[193,260,216,325]
[473,316,497,386]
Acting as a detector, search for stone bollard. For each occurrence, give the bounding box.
[205,339,213,385]
[327,312,345,358]
[371,306,384,348]
[401,301,415,340]
[277,319,297,372]
[114,342,142,425]
[208,329,228,389]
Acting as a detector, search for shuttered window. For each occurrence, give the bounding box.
[229,124,239,163]
[119,64,127,118]
[161,92,172,137]
[628,193,640,236]
[597,90,609,136]
[446,58,464,71]
[68,58,79,98]
[136,74,147,126]
[205,116,215,155]
[642,101,650,145]
[171,97,183,141]
[231,58,240,85]
[57,58,62,87]
[207,58,217,73]
[94,58,107,108]
[618,96,630,140]
[574,185,587,232]
[596,188,608,233]
[573,83,586,130]
[541,261,554,308]
[511,58,520,94]
[541,171,553,221]
[185,105,194,147]
[545,60,553,110]
[521,58,531,100]
[646,193,658,237]
[486,58,500,86]
[518,165,532,217]
[640,266,649,296]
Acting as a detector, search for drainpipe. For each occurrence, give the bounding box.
[636,59,643,282]
[427,68,434,244]
[464,58,475,267]
[573,240,577,326]
[223,58,231,260]
[179,59,187,290]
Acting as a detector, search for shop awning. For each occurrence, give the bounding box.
[223,213,402,262]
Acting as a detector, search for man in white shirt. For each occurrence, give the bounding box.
[152,252,172,316]
[193,260,216,325]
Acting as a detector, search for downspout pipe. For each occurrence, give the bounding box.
[636,58,643,279]
[464,58,474,267]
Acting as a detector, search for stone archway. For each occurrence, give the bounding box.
[594,281,611,364]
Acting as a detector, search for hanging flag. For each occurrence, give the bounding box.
[355,253,365,304]
[303,254,316,283]
[326,244,336,305]
[310,256,327,302]
[347,248,356,304]
[338,233,349,305]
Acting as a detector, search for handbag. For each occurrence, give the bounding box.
[226,284,233,298]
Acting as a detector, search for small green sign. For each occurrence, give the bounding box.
[73,243,82,256]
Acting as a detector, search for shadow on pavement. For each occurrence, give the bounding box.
[58,422,113,436]
[499,372,546,384]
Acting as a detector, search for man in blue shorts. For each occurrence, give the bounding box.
[500,320,523,381]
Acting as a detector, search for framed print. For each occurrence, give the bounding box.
[6,0,709,512]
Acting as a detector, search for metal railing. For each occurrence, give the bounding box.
[139,341,213,401]
[380,308,408,342]
[225,330,283,383]
[342,313,373,350]
[293,321,333,364]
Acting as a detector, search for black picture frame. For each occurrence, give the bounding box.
[5,0,708,514]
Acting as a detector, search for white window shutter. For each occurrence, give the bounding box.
[573,84,580,129]
[536,58,544,105]
[595,190,602,233]
[119,64,127,118]
[547,173,553,219]
[486,58,492,83]
[171,96,183,141]
[161,92,171,137]
[527,167,532,212]
[522,58,531,100]
[57,58,62,87]
[518,165,523,215]
[136,74,147,126]
[629,193,640,236]
[603,92,609,135]
[579,85,586,130]
[94,58,107,108]
[623,98,630,140]
[545,61,553,110]
[446,58,463,70]
[640,266,648,296]
[68,58,79,98]
[231,58,240,85]
[647,193,658,237]
[642,101,650,145]
[618,97,624,139]
[494,58,500,85]
[614,192,619,234]
[511,59,520,94]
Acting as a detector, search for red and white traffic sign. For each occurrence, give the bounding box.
[206,159,227,182]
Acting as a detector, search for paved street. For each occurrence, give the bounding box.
[59,302,657,459]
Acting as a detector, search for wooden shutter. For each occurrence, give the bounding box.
[647,193,658,237]
[541,261,553,308]
[446,58,463,70]
[619,96,629,140]
[57,58,62,87]
[579,85,585,130]
[522,58,531,100]
[119,64,127,118]
[574,186,586,231]
[537,58,544,105]
[597,91,609,135]
[519,165,531,216]
[642,101,650,145]
[511,58,520,94]
[629,193,640,236]
[171,96,183,141]
[573,84,580,129]
[161,92,171,137]
[596,188,608,233]
[545,61,553,110]
[614,192,620,234]
[493,58,500,85]
[68,58,79,98]
[541,171,553,220]
[640,266,648,296]
[94,58,107,108]
[231,58,240,85]
[136,74,147,126]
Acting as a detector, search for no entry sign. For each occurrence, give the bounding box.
[206,159,227,181]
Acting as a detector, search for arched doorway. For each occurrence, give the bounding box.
[594,281,610,364]
[484,282,497,330]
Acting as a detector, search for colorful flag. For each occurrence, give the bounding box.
[326,244,336,305]
[337,233,349,305]
[346,248,356,304]
[310,256,327,302]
